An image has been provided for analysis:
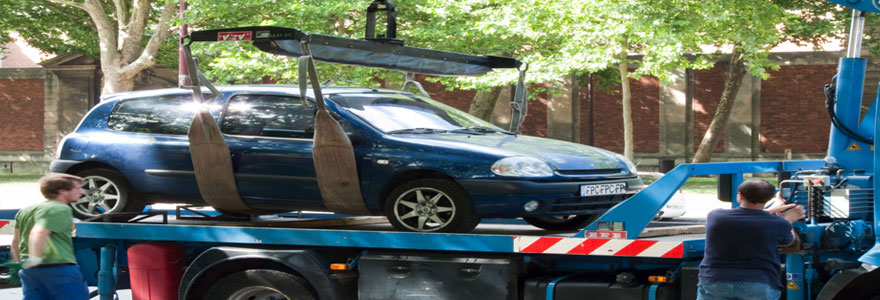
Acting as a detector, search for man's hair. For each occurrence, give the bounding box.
[39,173,84,199]
[737,179,776,204]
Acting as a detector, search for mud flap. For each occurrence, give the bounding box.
[299,44,370,215]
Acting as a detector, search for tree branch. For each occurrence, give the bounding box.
[112,0,128,34]
[44,2,90,24]
[119,0,175,77]
[120,0,149,63]
[80,0,121,79]
[46,0,85,9]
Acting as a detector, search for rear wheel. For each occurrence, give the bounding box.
[385,178,480,233]
[524,215,596,231]
[204,269,316,300]
[72,169,144,221]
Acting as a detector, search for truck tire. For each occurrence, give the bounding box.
[385,178,481,233]
[204,269,316,300]
[72,168,145,221]
[524,215,595,231]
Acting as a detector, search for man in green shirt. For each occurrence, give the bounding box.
[11,173,89,300]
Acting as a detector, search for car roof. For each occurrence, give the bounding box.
[100,85,411,102]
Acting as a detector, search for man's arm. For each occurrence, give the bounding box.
[26,225,52,263]
[778,204,805,247]
[10,228,20,262]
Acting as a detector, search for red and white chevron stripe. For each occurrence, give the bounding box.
[513,236,684,258]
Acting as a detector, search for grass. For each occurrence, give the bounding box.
[0,173,42,183]
[643,175,779,194]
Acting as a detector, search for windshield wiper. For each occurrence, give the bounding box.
[386,127,448,134]
[448,126,501,134]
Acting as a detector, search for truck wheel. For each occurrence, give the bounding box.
[385,178,480,233]
[204,269,316,300]
[72,169,145,221]
[524,215,595,231]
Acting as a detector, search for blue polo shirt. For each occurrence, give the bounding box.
[698,207,794,291]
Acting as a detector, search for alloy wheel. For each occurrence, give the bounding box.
[392,187,456,232]
[72,175,122,217]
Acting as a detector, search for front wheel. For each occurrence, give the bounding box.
[385,178,480,233]
[524,215,596,231]
[204,269,317,300]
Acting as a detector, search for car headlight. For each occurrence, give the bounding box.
[613,153,638,174]
[491,157,554,177]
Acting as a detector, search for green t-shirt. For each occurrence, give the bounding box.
[14,200,77,264]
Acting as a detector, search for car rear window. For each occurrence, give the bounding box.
[107,95,202,135]
[221,94,315,139]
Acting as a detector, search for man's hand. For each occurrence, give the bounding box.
[765,193,795,214]
[21,256,42,269]
[766,192,806,222]
[779,205,806,223]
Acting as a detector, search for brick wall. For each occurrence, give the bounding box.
[585,75,660,153]
[760,65,836,153]
[693,67,726,153]
[0,78,44,151]
[417,75,477,112]
[417,75,549,137]
[520,89,548,137]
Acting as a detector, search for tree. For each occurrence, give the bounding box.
[690,0,842,163]
[0,0,178,94]
[566,0,710,161]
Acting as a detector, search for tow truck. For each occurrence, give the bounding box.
[3,0,880,299]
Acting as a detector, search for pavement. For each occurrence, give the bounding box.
[0,181,730,299]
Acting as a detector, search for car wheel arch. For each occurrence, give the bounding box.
[64,161,122,177]
[378,169,461,209]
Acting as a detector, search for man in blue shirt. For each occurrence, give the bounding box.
[698,179,805,300]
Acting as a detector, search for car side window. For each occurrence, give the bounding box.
[107,95,195,135]
[221,94,316,139]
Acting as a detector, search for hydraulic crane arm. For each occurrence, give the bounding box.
[825,0,880,13]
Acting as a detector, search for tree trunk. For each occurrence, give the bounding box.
[101,67,136,94]
[53,0,176,95]
[618,55,634,161]
[468,86,504,122]
[692,48,748,163]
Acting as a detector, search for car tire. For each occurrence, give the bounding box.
[524,215,596,231]
[385,178,480,233]
[72,169,145,221]
[204,269,316,300]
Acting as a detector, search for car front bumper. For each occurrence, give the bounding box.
[456,177,643,218]
[49,159,80,173]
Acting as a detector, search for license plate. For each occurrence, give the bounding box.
[580,183,627,197]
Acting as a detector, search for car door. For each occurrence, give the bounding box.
[220,94,323,211]
[104,94,209,202]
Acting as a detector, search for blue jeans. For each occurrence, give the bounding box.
[697,282,781,300]
[19,265,89,300]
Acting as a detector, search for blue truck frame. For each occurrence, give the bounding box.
[1,156,871,300]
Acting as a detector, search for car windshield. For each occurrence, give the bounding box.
[329,93,507,134]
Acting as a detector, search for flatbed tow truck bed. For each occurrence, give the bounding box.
[45,210,706,259]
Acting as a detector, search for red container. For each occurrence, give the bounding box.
[128,242,186,300]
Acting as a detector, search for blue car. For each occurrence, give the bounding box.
[52,85,643,233]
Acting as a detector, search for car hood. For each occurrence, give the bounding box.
[393,133,628,171]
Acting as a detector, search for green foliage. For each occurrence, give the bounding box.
[0,0,98,58]
[1,0,846,90]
